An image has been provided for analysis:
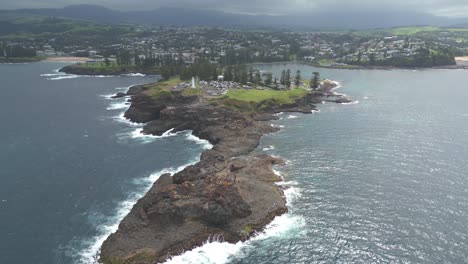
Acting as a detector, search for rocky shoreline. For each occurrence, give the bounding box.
[99,81,351,264]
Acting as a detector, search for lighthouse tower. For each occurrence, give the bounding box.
[191,77,196,89]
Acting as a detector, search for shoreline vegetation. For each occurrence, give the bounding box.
[0,56,89,64]
[45,57,90,62]
[57,59,468,76]
[0,56,45,63]
[98,76,351,264]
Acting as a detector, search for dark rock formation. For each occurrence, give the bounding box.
[111,92,127,99]
[100,82,348,264]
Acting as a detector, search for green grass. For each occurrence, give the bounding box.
[144,77,182,99]
[182,87,204,97]
[208,88,312,114]
[318,59,333,66]
[225,88,307,105]
[390,26,441,35]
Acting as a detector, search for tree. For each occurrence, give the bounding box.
[369,53,376,65]
[294,70,301,88]
[280,70,286,85]
[311,72,320,90]
[224,66,233,81]
[265,73,273,86]
[285,69,291,89]
[248,68,254,83]
[254,71,262,86]
[273,77,278,90]
[104,57,110,66]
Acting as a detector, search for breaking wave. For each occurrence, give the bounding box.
[164,171,304,264]
[76,161,205,264]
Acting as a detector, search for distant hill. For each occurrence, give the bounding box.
[2,4,468,29]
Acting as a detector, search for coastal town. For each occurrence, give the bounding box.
[2,22,468,67]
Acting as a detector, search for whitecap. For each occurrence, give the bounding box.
[287,115,298,119]
[311,109,320,113]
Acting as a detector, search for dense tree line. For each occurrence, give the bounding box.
[0,44,36,58]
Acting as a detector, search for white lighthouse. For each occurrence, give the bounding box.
[191,77,196,89]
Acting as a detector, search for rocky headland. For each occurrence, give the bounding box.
[99,79,351,264]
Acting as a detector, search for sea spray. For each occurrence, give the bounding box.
[287,115,299,119]
[76,161,205,264]
[111,112,143,127]
[263,145,275,151]
[341,100,360,105]
[164,170,305,264]
[123,73,146,77]
[47,75,81,80]
[106,101,130,111]
[76,132,213,264]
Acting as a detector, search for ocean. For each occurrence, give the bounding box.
[1,62,468,263]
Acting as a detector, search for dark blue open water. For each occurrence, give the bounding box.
[1,62,468,264]
[0,62,210,264]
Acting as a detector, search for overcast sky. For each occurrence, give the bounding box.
[1,0,468,18]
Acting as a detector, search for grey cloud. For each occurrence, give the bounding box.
[1,0,468,18]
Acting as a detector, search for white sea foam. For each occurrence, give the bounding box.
[114,85,136,92]
[127,128,179,143]
[263,145,275,151]
[341,100,360,105]
[112,112,143,127]
[106,101,130,110]
[77,161,202,264]
[364,96,369,100]
[100,94,116,100]
[164,179,304,264]
[76,130,213,263]
[330,81,342,90]
[40,72,66,77]
[186,132,213,150]
[123,73,146,77]
[47,75,81,80]
[287,115,298,119]
[271,124,285,129]
[311,109,320,113]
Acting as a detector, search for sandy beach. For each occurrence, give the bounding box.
[46,57,90,62]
